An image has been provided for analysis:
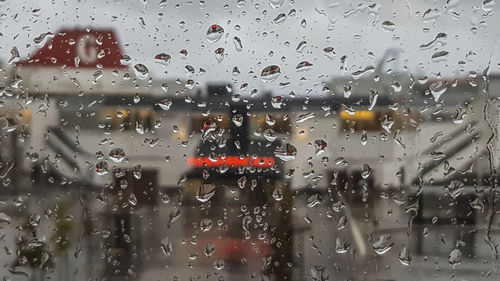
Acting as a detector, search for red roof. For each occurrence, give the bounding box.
[17,28,126,69]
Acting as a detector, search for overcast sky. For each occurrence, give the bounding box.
[0,0,499,96]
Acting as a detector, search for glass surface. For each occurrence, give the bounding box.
[0,0,499,280]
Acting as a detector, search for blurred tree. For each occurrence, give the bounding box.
[13,215,54,281]
[51,202,74,281]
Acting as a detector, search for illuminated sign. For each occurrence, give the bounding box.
[77,34,98,64]
[187,156,276,168]
[340,110,381,131]
[340,110,376,121]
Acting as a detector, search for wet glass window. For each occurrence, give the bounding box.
[0,1,499,281]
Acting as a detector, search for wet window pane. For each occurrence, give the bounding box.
[0,1,499,280]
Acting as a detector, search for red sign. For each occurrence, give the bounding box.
[17,28,126,69]
[196,238,273,260]
[187,156,276,168]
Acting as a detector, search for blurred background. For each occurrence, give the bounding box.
[0,0,500,280]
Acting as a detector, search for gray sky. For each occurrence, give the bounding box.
[1,0,499,96]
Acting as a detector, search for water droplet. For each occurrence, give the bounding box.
[228,94,240,104]
[33,32,54,46]
[0,212,12,224]
[268,0,284,8]
[422,8,442,22]
[132,93,141,104]
[453,106,467,124]
[271,96,283,108]
[202,170,210,180]
[444,180,464,199]
[8,268,30,278]
[206,24,224,43]
[470,197,484,212]
[214,259,225,270]
[95,161,109,175]
[167,208,181,229]
[233,36,243,51]
[323,46,335,58]
[335,236,350,253]
[160,237,173,255]
[200,218,213,232]
[431,50,449,62]
[158,99,172,110]
[296,112,315,123]
[0,117,16,133]
[423,227,429,237]
[119,179,128,190]
[337,215,347,230]
[361,164,372,179]
[483,0,495,11]
[314,140,327,155]
[351,66,375,79]
[8,47,19,64]
[381,115,394,133]
[236,0,246,8]
[361,131,368,145]
[273,13,287,24]
[109,148,126,163]
[307,194,322,207]
[136,120,145,134]
[155,53,171,64]
[92,70,103,84]
[448,248,462,267]
[237,176,247,189]
[196,184,216,203]
[372,234,394,255]
[128,193,138,206]
[429,80,448,101]
[296,41,307,53]
[123,233,131,243]
[296,61,313,71]
[215,47,225,62]
[261,65,281,82]
[274,143,297,161]
[300,19,307,28]
[285,169,295,178]
[120,55,131,65]
[310,265,329,281]
[232,114,244,127]
[391,81,402,92]
[368,89,378,110]
[219,164,229,174]
[272,187,284,201]
[201,121,217,141]
[205,243,216,257]
[161,82,168,92]
[341,84,352,98]
[134,63,149,80]
[137,16,147,28]
[263,128,277,142]
[399,246,412,266]
[208,152,218,162]
[265,114,275,126]
[420,33,447,49]
[177,175,187,185]
[381,20,395,31]
[179,49,188,58]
